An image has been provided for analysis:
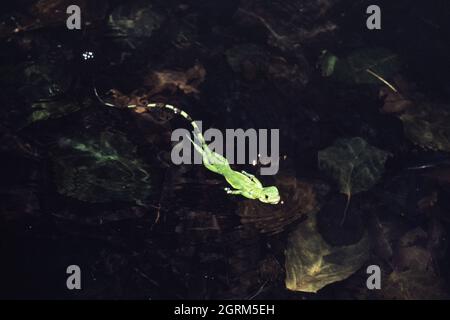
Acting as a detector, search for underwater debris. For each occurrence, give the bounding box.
[320,48,400,86]
[238,177,323,235]
[53,131,152,204]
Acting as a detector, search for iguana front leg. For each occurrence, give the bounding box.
[241,170,263,188]
[224,187,256,200]
[224,187,244,195]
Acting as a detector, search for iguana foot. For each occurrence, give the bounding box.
[224,187,241,195]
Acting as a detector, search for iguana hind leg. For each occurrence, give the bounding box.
[241,170,263,188]
[186,134,229,173]
[200,143,230,173]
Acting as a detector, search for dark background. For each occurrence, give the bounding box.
[1,0,450,299]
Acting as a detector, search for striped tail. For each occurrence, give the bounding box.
[140,103,206,147]
[93,87,204,144]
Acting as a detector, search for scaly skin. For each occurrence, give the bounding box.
[136,103,281,204]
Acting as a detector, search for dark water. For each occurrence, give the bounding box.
[1,0,450,299]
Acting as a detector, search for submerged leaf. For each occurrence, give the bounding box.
[379,87,413,114]
[26,99,81,125]
[144,64,206,97]
[381,228,449,299]
[53,131,152,204]
[318,137,390,197]
[106,3,165,48]
[320,48,400,85]
[383,270,447,300]
[226,44,309,86]
[399,102,450,152]
[319,51,338,77]
[285,213,369,293]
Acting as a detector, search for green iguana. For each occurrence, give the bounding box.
[94,85,280,204]
[141,103,280,204]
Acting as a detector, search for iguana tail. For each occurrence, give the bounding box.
[145,103,231,172]
[92,88,207,153]
[144,103,207,149]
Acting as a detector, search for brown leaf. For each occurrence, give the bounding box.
[144,64,206,97]
[421,168,450,184]
[380,227,449,299]
[285,212,369,293]
[380,87,413,114]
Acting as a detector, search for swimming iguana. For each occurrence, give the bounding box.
[129,102,281,204]
[144,103,280,204]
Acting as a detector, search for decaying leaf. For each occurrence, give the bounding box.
[421,167,450,184]
[0,0,106,36]
[381,227,449,299]
[226,44,309,86]
[107,3,165,46]
[32,0,82,24]
[285,212,369,293]
[105,64,206,109]
[53,131,152,204]
[26,99,81,125]
[399,102,450,152]
[383,270,447,300]
[378,75,450,152]
[318,137,390,223]
[21,62,72,100]
[238,177,323,235]
[144,64,206,96]
[235,1,338,57]
[379,87,413,114]
[320,48,400,86]
[226,44,270,81]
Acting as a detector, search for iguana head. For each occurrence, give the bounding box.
[259,186,281,204]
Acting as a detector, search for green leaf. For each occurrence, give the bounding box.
[320,48,400,85]
[26,99,81,125]
[318,137,390,197]
[318,51,338,77]
[285,213,369,293]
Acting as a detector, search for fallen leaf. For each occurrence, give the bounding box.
[26,99,81,125]
[318,137,390,223]
[107,3,165,42]
[144,64,206,97]
[421,168,450,184]
[53,131,153,204]
[285,212,369,293]
[383,269,448,300]
[320,48,400,86]
[379,87,413,114]
[399,102,450,152]
[381,227,449,299]
[226,44,309,86]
